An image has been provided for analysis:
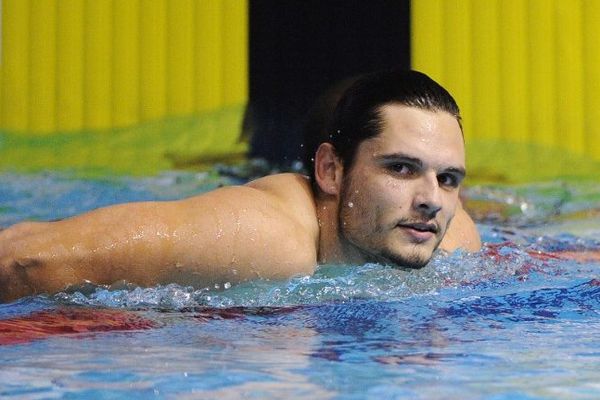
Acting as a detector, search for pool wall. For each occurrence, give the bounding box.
[1,0,599,182]
[412,0,600,182]
[0,0,248,175]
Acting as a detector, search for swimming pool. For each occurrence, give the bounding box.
[1,170,599,399]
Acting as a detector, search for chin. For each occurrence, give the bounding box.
[380,239,443,269]
[379,249,432,269]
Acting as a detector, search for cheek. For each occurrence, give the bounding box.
[380,177,411,208]
[442,194,460,220]
[342,172,409,219]
[342,189,372,222]
[341,177,380,224]
[360,180,406,224]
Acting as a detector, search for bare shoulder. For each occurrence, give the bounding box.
[175,173,320,278]
[246,172,313,198]
[246,173,318,230]
[183,173,317,225]
[440,202,482,253]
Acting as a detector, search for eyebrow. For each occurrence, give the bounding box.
[376,153,467,178]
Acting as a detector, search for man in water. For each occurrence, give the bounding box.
[0,69,481,302]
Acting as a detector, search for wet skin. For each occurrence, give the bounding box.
[336,105,466,268]
[0,105,480,302]
[317,105,472,268]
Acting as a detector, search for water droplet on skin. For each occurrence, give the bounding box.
[214,283,220,289]
[232,269,238,275]
[348,202,354,208]
[224,282,231,289]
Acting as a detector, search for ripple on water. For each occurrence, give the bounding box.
[50,238,598,311]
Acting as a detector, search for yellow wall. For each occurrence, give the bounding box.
[0,0,247,136]
[412,0,600,181]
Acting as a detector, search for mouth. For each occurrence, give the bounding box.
[397,222,439,234]
[396,221,440,243]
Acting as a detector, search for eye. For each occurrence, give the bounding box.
[437,173,461,188]
[388,162,416,176]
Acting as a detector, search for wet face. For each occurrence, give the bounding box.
[338,104,465,268]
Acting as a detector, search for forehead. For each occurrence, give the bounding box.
[361,104,465,167]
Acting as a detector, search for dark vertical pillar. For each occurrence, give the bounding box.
[248,0,411,167]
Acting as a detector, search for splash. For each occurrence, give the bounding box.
[50,239,594,311]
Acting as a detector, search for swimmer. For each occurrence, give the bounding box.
[0,69,481,303]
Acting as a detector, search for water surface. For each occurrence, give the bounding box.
[1,171,599,399]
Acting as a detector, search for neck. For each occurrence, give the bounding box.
[315,194,367,265]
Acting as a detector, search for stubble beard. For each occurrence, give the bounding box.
[383,216,447,269]
[339,218,435,268]
[378,245,431,269]
[338,181,446,269]
[354,227,445,269]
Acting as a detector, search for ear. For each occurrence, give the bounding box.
[314,143,343,196]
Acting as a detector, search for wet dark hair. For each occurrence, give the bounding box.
[305,69,461,184]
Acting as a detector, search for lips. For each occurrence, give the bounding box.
[396,222,439,244]
[398,222,439,234]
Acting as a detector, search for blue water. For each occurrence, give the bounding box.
[1,171,599,399]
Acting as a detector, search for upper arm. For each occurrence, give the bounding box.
[2,184,316,299]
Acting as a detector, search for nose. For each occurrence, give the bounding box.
[413,173,442,219]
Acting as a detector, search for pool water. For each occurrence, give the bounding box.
[1,170,599,399]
